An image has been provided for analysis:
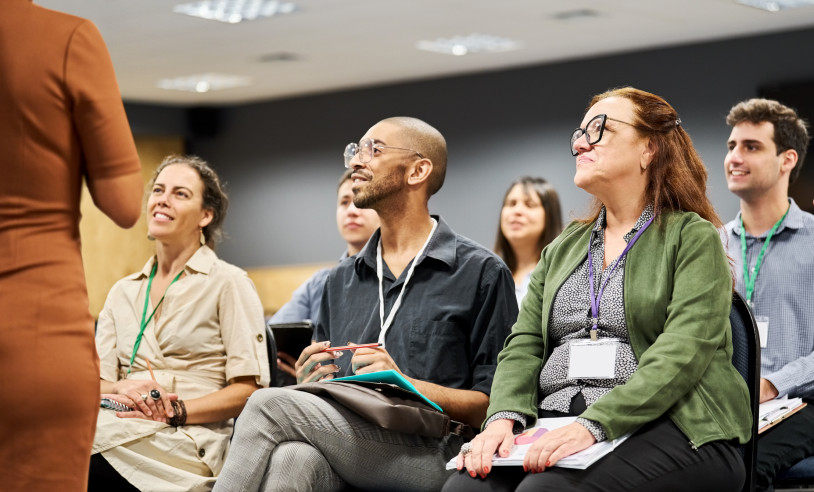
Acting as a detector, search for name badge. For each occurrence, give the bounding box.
[568,338,619,379]
[755,316,769,348]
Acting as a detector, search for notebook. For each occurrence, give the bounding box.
[445,416,631,470]
[758,398,806,434]
[330,369,443,412]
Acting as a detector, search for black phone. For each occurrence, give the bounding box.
[101,397,133,412]
[267,320,314,357]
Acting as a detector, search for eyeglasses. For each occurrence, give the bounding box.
[569,114,638,157]
[343,138,424,168]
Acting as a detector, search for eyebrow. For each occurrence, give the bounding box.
[728,138,764,146]
[154,183,195,194]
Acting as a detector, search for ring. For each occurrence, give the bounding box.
[460,442,472,456]
[150,389,161,400]
[140,394,148,401]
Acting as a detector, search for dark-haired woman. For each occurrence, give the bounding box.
[445,88,751,491]
[494,177,563,308]
[89,155,270,492]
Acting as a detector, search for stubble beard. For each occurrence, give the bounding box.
[353,164,407,211]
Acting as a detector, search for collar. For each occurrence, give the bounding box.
[732,198,804,238]
[354,215,456,275]
[592,204,655,243]
[128,245,217,280]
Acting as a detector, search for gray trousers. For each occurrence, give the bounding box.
[214,387,463,492]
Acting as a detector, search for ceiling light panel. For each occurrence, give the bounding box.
[736,0,814,11]
[157,73,252,93]
[173,0,297,24]
[416,33,522,56]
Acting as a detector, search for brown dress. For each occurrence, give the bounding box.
[0,2,140,490]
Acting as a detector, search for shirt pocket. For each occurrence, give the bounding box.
[406,319,467,387]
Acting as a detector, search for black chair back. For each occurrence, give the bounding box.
[730,291,761,492]
[265,320,279,386]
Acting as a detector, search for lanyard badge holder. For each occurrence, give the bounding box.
[569,216,654,380]
[376,219,438,347]
[740,206,788,348]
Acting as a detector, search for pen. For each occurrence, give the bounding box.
[320,342,382,352]
[146,359,158,383]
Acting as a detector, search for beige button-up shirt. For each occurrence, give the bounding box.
[94,246,269,491]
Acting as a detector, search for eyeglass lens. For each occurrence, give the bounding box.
[570,114,606,156]
[343,139,375,168]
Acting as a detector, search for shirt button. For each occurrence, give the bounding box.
[199,448,206,458]
[257,334,264,342]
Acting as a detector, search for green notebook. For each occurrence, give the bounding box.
[330,370,443,412]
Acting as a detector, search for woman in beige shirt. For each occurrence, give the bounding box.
[90,155,270,492]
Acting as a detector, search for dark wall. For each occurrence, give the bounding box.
[128,27,814,268]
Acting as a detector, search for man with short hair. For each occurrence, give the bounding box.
[270,168,379,324]
[215,117,517,491]
[723,98,814,490]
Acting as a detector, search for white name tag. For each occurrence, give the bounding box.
[755,316,769,349]
[568,339,619,379]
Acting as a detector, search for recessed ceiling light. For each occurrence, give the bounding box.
[551,9,601,20]
[416,34,521,56]
[173,0,297,24]
[157,73,252,93]
[736,0,814,11]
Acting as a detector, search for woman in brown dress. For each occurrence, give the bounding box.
[0,2,142,490]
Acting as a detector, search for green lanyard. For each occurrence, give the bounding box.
[740,206,789,307]
[128,262,184,373]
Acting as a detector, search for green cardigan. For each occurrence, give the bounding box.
[487,211,752,447]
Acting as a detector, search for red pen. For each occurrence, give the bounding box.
[320,342,382,352]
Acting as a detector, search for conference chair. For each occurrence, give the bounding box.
[265,320,279,386]
[730,291,761,492]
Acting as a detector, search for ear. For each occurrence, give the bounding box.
[407,157,433,187]
[198,208,214,229]
[779,148,798,177]
[640,137,656,172]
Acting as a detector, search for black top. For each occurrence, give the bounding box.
[316,216,518,395]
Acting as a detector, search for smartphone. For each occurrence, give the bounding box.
[268,320,314,356]
[101,397,133,412]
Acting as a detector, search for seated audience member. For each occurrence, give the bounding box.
[270,168,379,324]
[214,117,518,491]
[445,87,752,492]
[493,176,563,308]
[722,98,814,490]
[90,155,270,491]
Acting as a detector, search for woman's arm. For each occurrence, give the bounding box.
[182,376,261,424]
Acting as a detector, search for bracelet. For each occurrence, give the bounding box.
[168,400,187,427]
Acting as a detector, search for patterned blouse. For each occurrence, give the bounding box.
[489,205,655,442]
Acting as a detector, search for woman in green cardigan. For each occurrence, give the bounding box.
[444,88,751,491]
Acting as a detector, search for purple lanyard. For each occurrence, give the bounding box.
[587,216,654,341]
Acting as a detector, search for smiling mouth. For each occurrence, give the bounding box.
[153,212,173,220]
[730,170,748,176]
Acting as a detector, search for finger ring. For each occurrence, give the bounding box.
[140,394,148,401]
[460,442,472,456]
[150,389,161,400]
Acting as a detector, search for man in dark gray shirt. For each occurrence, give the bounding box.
[215,117,517,492]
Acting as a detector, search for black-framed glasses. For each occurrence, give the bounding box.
[569,114,637,156]
[343,138,424,168]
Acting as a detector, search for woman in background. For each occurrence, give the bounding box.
[90,155,269,492]
[494,177,563,307]
[0,2,142,490]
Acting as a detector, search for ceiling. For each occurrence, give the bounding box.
[36,0,814,106]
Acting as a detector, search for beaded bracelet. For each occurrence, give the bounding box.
[168,400,187,427]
